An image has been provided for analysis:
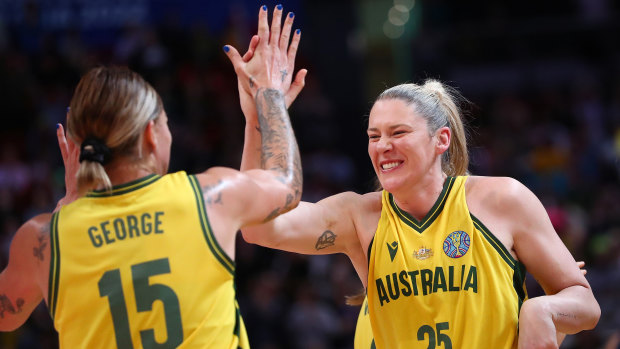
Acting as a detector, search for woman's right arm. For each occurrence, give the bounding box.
[0,214,51,331]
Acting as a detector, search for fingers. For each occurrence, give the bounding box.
[242,35,260,62]
[287,28,301,70]
[257,5,269,45]
[576,261,585,269]
[582,269,587,276]
[269,4,283,47]
[285,69,307,108]
[279,11,295,52]
[57,123,69,164]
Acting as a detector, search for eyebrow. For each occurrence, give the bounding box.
[367,124,411,132]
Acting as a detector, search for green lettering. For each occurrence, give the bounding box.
[141,213,152,235]
[448,266,460,291]
[101,221,115,244]
[399,270,412,296]
[154,211,164,234]
[113,218,127,240]
[421,269,433,295]
[464,266,478,293]
[88,226,103,248]
[376,278,390,306]
[408,271,419,296]
[127,215,139,238]
[460,265,466,288]
[433,267,447,293]
[386,273,400,301]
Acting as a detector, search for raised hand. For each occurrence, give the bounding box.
[54,122,80,212]
[224,5,304,101]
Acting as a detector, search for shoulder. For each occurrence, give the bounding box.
[317,191,382,215]
[10,213,53,270]
[466,175,533,210]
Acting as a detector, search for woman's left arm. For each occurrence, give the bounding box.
[502,179,600,348]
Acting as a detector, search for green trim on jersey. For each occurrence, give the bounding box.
[471,214,516,269]
[188,175,235,275]
[48,212,60,318]
[471,214,528,313]
[86,174,161,197]
[388,176,455,233]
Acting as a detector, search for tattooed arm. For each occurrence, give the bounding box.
[0,214,51,331]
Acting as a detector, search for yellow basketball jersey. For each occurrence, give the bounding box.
[354,296,375,349]
[48,172,249,349]
[367,176,527,349]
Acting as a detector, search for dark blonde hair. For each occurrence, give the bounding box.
[67,66,163,194]
[375,79,469,176]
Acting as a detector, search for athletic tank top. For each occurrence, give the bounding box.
[48,172,249,348]
[354,296,375,349]
[367,176,527,349]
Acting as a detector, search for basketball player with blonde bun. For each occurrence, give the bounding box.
[239,79,600,348]
[0,5,307,348]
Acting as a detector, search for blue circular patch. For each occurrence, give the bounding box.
[443,231,470,258]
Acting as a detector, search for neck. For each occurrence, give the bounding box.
[104,156,158,187]
[391,169,447,221]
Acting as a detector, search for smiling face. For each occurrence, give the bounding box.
[367,98,450,193]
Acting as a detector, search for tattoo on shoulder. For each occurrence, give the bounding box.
[315,230,337,250]
[0,294,24,319]
[33,223,50,262]
[249,76,255,89]
[201,180,224,206]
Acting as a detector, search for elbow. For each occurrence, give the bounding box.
[586,299,601,330]
[241,228,259,245]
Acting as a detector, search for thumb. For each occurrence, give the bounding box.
[223,44,245,72]
[285,69,307,109]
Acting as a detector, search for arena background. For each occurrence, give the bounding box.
[0,0,618,348]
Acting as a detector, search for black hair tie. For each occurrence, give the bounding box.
[79,137,111,165]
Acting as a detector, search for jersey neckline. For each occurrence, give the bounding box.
[388,176,456,233]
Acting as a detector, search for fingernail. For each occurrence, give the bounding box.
[277,4,282,10]
[66,107,70,113]
[262,5,267,11]
[56,123,60,129]
[289,12,294,18]
[296,29,301,35]
[223,45,230,53]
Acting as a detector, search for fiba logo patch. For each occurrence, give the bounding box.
[443,230,470,258]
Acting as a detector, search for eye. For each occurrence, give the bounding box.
[393,130,407,136]
[368,134,380,141]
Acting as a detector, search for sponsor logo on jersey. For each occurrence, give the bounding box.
[413,246,433,260]
[387,241,399,262]
[443,230,470,258]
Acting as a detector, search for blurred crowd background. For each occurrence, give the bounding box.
[0,0,618,348]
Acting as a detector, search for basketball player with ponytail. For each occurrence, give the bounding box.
[0,5,306,348]
[239,80,600,348]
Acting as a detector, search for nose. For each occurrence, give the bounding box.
[376,137,393,152]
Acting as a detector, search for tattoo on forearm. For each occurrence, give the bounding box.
[315,230,337,250]
[255,88,303,211]
[280,69,288,83]
[249,76,255,89]
[0,295,24,318]
[555,312,577,320]
[263,207,281,223]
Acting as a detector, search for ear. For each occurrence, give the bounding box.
[436,126,451,155]
[143,120,157,152]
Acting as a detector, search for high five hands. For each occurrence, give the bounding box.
[224,4,307,111]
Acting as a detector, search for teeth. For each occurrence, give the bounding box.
[382,162,400,170]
